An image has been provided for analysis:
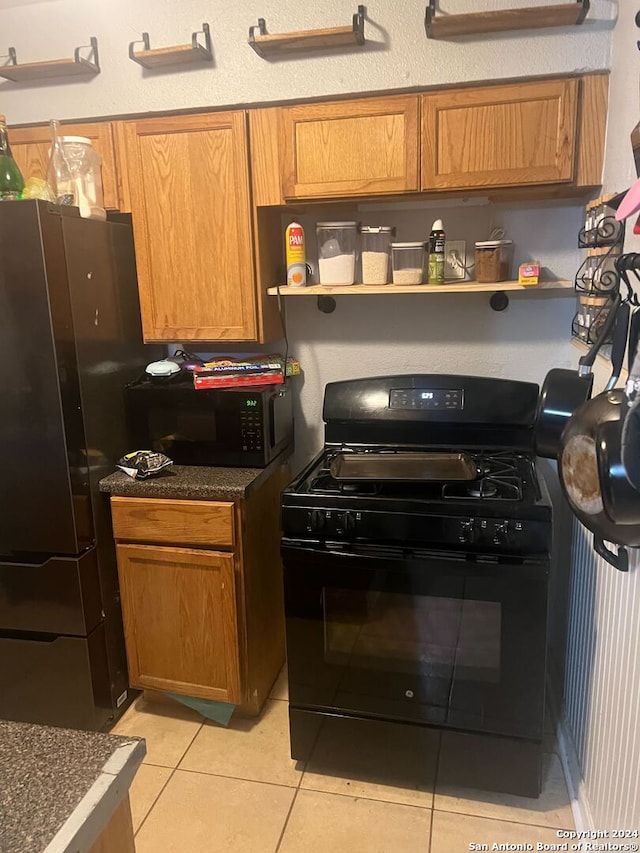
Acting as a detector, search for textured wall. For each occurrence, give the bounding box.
[0,0,612,124]
[560,0,640,831]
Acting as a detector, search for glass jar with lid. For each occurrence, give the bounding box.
[59,136,106,220]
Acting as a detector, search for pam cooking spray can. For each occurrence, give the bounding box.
[286,221,307,286]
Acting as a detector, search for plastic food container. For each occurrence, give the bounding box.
[391,242,425,285]
[474,240,513,283]
[316,221,357,285]
[360,226,393,284]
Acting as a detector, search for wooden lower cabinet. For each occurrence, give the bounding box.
[116,545,241,703]
[111,460,289,714]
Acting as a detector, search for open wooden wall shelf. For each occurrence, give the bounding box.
[248,6,365,58]
[129,24,212,69]
[424,1,589,39]
[268,280,573,296]
[0,38,100,82]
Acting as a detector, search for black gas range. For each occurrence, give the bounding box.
[281,375,555,798]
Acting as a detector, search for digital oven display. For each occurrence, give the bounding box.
[389,389,463,411]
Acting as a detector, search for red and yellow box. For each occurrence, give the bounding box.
[518,262,540,285]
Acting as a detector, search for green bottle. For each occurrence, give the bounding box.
[0,114,25,201]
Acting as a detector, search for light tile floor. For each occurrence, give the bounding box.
[112,670,575,853]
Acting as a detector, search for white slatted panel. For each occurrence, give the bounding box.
[565,520,640,827]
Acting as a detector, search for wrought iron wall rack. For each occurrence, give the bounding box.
[129,24,212,69]
[249,6,365,58]
[0,38,100,82]
[425,0,589,39]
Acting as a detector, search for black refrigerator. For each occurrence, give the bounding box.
[0,200,154,731]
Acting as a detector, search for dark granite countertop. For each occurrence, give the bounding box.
[0,720,145,853]
[99,451,291,501]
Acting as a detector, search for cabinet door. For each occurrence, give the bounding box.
[116,544,241,702]
[9,122,120,209]
[421,79,578,191]
[123,112,257,342]
[281,95,419,199]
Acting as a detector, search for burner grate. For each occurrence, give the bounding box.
[442,450,524,502]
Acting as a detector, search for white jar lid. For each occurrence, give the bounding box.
[59,135,92,145]
[360,225,393,233]
[316,221,357,227]
[391,241,425,248]
[475,239,513,248]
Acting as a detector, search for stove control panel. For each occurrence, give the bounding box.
[389,388,463,411]
[457,517,526,547]
[307,509,361,537]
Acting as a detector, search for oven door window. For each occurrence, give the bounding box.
[324,589,501,685]
[283,546,548,739]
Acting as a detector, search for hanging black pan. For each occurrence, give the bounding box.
[535,292,621,459]
[557,293,635,571]
[591,267,640,531]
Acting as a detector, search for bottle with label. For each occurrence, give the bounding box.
[428,219,445,285]
[285,221,307,287]
[0,115,25,201]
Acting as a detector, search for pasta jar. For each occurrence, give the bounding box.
[59,136,106,220]
[360,226,393,284]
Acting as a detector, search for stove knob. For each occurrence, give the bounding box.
[493,521,510,545]
[308,509,326,533]
[339,511,358,536]
[458,519,475,543]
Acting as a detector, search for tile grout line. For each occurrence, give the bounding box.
[134,766,177,838]
[297,782,434,811]
[136,718,205,838]
[161,764,304,792]
[427,733,444,853]
[430,807,575,833]
[274,787,300,853]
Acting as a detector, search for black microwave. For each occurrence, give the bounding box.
[125,377,293,468]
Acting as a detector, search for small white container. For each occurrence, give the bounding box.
[391,242,425,285]
[360,226,393,284]
[316,221,357,285]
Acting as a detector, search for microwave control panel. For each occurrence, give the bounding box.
[240,403,264,452]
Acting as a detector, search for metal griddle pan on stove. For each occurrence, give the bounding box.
[329,452,478,483]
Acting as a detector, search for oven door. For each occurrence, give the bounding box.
[282,541,548,740]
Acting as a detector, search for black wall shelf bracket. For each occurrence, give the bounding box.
[317,296,337,314]
[129,24,212,68]
[0,38,100,82]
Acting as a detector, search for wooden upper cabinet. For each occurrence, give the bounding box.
[421,79,578,191]
[122,112,258,342]
[116,544,241,703]
[9,122,120,209]
[281,95,420,199]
